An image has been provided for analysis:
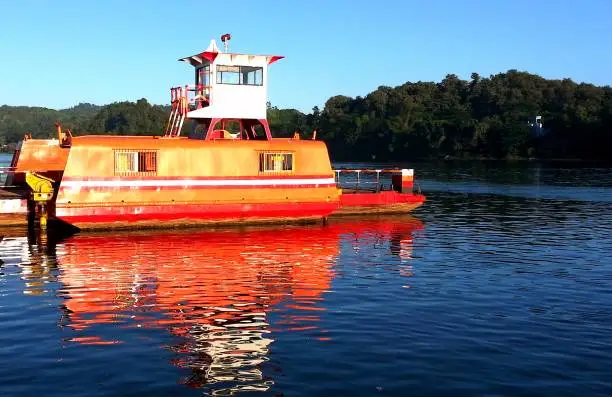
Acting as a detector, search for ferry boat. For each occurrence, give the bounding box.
[0,34,425,230]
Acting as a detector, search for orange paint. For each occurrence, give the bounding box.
[33,134,343,228]
[6,138,69,185]
[1,132,425,229]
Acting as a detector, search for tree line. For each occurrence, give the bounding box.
[1,70,610,160]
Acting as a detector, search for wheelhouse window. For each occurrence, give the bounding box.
[241,66,263,85]
[259,152,293,174]
[114,150,157,176]
[196,65,211,86]
[216,65,263,86]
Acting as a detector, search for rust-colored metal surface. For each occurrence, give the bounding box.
[51,135,341,227]
[335,190,426,215]
[0,133,426,229]
[5,138,69,186]
[332,202,425,216]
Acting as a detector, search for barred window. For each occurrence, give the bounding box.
[138,151,157,172]
[259,152,293,173]
[114,150,157,176]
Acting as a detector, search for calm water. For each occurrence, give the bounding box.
[0,153,11,184]
[1,159,612,396]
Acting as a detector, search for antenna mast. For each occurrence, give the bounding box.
[221,33,231,52]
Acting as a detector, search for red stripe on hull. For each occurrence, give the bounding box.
[334,191,425,216]
[55,201,340,227]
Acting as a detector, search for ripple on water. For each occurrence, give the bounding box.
[1,164,612,396]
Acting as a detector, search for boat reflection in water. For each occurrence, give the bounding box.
[8,216,424,394]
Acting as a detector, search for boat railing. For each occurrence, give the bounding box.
[0,166,15,185]
[333,168,419,193]
[165,84,213,137]
[170,84,211,109]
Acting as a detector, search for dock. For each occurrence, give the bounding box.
[0,186,28,227]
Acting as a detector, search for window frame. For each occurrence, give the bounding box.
[114,149,158,176]
[216,65,264,86]
[258,151,294,174]
[196,64,212,87]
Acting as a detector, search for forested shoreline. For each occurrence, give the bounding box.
[1,70,610,161]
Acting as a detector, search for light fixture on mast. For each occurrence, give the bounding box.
[221,33,231,52]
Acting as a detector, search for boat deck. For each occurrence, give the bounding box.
[340,187,380,194]
[0,167,425,229]
[0,187,28,227]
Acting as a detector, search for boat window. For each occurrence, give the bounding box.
[114,150,157,176]
[196,65,211,86]
[138,151,157,172]
[259,152,293,173]
[217,65,240,85]
[241,66,263,85]
[216,65,263,86]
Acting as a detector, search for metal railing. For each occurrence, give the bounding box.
[333,169,398,192]
[0,166,15,186]
[165,84,213,137]
[333,168,422,194]
[170,84,211,108]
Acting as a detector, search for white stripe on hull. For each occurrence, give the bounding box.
[60,177,337,188]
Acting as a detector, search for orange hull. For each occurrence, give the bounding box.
[2,134,425,229]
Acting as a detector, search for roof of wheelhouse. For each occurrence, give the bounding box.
[178,39,284,67]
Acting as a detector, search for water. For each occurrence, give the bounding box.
[0,153,12,184]
[1,160,612,396]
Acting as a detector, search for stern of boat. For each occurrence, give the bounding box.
[332,168,426,216]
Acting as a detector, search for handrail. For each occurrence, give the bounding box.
[333,168,407,173]
[0,166,16,176]
[0,167,16,187]
[333,169,393,192]
[170,84,211,108]
[165,84,213,137]
[333,168,417,194]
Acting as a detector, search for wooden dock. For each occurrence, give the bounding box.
[0,187,28,227]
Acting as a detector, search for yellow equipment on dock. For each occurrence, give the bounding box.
[25,171,54,227]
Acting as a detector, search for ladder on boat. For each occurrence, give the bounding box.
[164,86,189,137]
[164,85,210,137]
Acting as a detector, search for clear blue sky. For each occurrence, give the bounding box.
[1,0,610,113]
